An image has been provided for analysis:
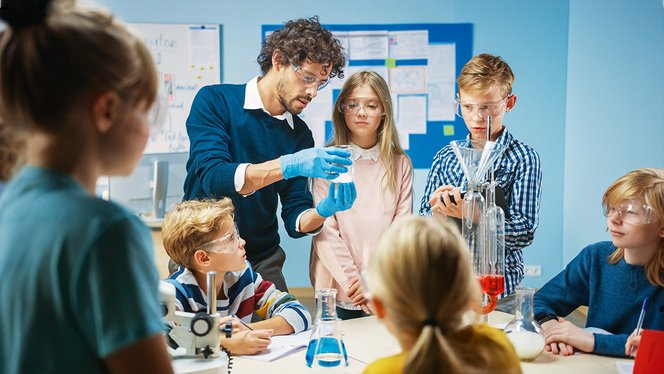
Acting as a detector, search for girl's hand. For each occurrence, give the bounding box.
[543,317,594,355]
[625,329,642,357]
[221,329,273,355]
[347,278,372,315]
[347,278,367,306]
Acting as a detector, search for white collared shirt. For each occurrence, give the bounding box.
[350,142,380,162]
[242,76,294,128]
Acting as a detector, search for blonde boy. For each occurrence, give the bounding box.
[420,54,542,311]
[162,199,311,355]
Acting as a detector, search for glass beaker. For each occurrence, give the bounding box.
[331,145,354,184]
[306,289,348,369]
[504,287,545,361]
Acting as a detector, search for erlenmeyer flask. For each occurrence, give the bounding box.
[306,289,348,370]
[504,287,545,361]
[310,319,347,373]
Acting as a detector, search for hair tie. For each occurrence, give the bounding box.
[0,0,52,29]
[422,318,438,327]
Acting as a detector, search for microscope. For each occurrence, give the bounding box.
[160,271,223,359]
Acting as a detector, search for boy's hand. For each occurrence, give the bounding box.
[218,316,244,336]
[429,185,463,218]
[542,317,594,355]
[221,329,273,355]
[625,329,642,357]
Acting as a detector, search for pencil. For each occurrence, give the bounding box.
[234,315,254,331]
[630,297,649,357]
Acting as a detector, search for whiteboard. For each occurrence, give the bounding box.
[131,23,222,154]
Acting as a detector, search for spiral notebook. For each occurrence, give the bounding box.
[242,330,311,362]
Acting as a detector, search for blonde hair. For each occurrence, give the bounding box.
[368,216,498,374]
[457,53,515,98]
[605,168,664,287]
[162,199,235,268]
[0,1,158,133]
[330,71,411,194]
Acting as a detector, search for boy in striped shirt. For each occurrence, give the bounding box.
[162,199,311,355]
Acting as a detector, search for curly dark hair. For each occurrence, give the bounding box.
[257,16,345,79]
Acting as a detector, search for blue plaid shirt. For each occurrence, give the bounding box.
[419,128,542,296]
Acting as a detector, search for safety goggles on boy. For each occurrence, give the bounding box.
[603,200,655,225]
[454,95,509,119]
[339,98,385,117]
[195,223,240,254]
[291,64,329,91]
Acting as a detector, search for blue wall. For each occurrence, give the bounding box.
[98,0,663,289]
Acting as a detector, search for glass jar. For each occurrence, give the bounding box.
[504,287,545,361]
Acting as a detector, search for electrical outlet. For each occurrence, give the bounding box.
[524,265,542,277]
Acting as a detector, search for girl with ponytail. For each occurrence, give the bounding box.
[364,217,521,373]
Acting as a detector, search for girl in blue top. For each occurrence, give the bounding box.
[534,168,664,357]
[0,0,172,372]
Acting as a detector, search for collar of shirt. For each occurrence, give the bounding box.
[243,76,294,129]
[350,142,380,161]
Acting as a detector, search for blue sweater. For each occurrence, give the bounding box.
[183,84,314,262]
[534,241,664,356]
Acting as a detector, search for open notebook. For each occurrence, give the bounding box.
[240,330,311,362]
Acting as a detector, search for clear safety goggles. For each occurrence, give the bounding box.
[195,223,241,254]
[292,64,329,91]
[339,98,385,117]
[454,95,509,119]
[603,200,655,225]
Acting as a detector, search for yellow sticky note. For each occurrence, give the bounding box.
[385,58,396,68]
[443,125,455,136]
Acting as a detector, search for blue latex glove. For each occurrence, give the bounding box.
[280,147,352,180]
[316,182,357,218]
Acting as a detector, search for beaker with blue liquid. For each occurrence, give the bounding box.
[305,288,348,372]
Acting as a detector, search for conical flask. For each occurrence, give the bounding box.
[305,289,348,371]
[504,287,545,361]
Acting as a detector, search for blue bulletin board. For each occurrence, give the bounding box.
[262,23,472,169]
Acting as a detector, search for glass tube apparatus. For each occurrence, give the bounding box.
[451,139,506,315]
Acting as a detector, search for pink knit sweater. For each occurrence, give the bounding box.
[310,153,413,306]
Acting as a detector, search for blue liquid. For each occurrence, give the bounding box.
[305,337,348,368]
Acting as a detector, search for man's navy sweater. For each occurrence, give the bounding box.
[184,84,314,262]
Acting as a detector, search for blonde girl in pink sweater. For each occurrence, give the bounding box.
[311,71,413,319]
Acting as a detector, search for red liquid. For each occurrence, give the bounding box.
[479,275,505,297]
[478,275,505,314]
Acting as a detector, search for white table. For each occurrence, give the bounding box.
[232,312,633,373]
